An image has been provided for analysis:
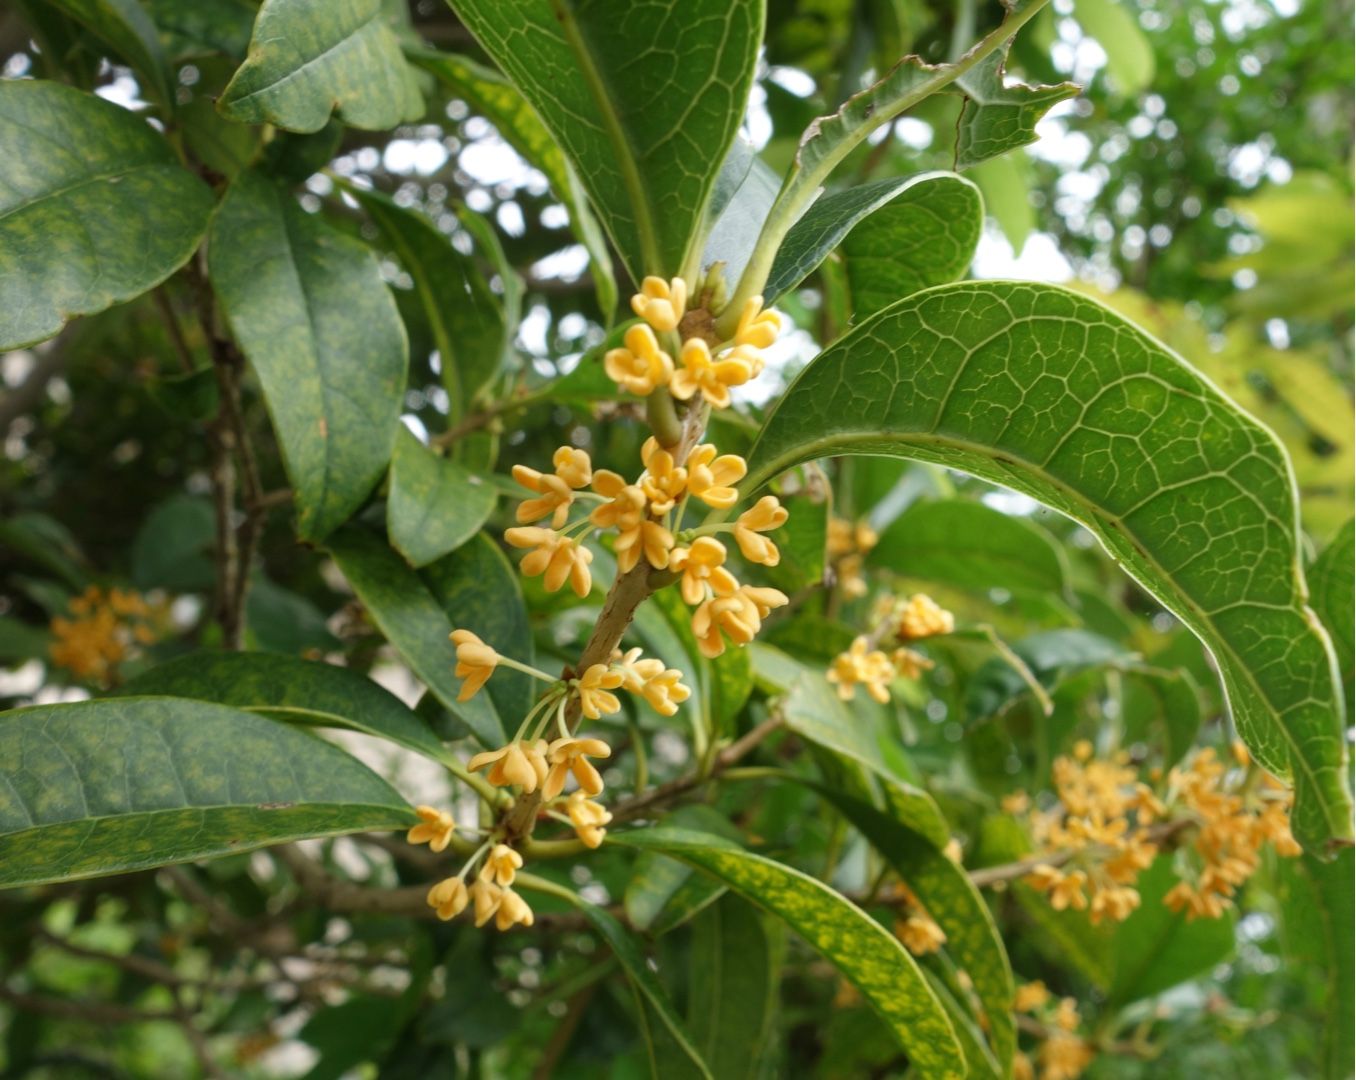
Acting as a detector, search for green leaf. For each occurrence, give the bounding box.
[839,173,985,319]
[871,498,1069,599]
[624,805,740,934]
[701,139,783,297]
[351,187,507,420]
[1276,847,1355,1079]
[609,827,965,1080]
[1109,854,1236,1003]
[809,786,1014,1073]
[687,896,783,1080]
[387,428,497,569]
[0,617,51,664]
[1071,0,1155,95]
[1119,666,1202,767]
[1012,881,1113,989]
[47,0,172,110]
[968,153,1034,254]
[145,365,220,422]
[145,0,256,60]
[0,697,413,888]
[953,48,1079,171]
[0,81,214,351]
[209,171,407,542]
[218,0,422,132]
[1310,519,1354,709]
[116,651,446,761]
[130,495,216,592]
[923,970,1002,1080]
[421,533,536,728]
[742,280,1351,851]
[325,526,505,747]
[408,48,617,318]
[519,875,712,1080]
[447,0,763,278]
[766,172,982,306]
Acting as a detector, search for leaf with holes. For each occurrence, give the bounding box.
[447,0,762,279]
[219,0,422,132]
[0,81,214,351]
[609,827,965,1080]
[953,48,1079,170]
[742,281,1351,851]
[0,697,413,888]
[209,171,407,542]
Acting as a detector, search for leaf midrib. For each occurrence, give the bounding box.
[748,427,1339,832]
[0,163,171,226]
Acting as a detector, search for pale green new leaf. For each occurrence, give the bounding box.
[326,526,505,747]
[117,651,446,761]
[766,172,982,305]
[47,0,172,109]
[351,186,507,419]
[388,428,497,569]
[447,0,763,279]
[409,48,617,317]
[219,0,423,132]
[0,697,414,888]
[743,281,1351,850]
[610,827,965,1080]
[0,81,214,351]
[1071,0,1155,95]
[953,49,1079,171]
[871,498,1070,599]
[209,171,408,542]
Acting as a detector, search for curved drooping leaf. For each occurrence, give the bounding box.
[0,81,214,351]
[422,532,536,727]
[116,652,445,760]
[743,281,1351,850]
[609,827,965,1080]
[219,0,422,132]
[872,498,1070,599]
[811,786,1014,1072]
[0,697,414,888]
[47,0,171,109]
[351,187,506,420]
[209,171,407,542]
[517,873,712,1079]
[1309,519,1354,707]
[388,427,497,569]
[408,48,617,318]
[953,48,1079,171]
[687,896,783,1080]
[765,172,982,305]
[923,970,1002,1080]
[326,526,505,748]
[448,0,763,278]
[1120,666,1202,767]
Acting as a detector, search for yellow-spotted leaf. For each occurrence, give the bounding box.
[742,281,1351,851]
[0,697,414,888]
[610,827,964,1079]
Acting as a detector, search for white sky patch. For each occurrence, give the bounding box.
[972,228,1074,282]
[382,137,449,176]
[530,244,590,282]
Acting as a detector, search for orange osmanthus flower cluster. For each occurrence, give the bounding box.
[1017,740,1301,926]
[1012,982,1096,1080]
[826,594,955,704]
[49,585,167,686]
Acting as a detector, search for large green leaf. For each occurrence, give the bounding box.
[209,171,407,542]
[422,532,536,728]
[953,48,1079,171]
[219,0,422,132]
[408,48,617,318]
[610,827,964,1080]
[351,187,506,420]
[742,281,1351,851]
[116,652,445,761]
[1309,519,1354,709]
[1071,0,1155,96]
[687,896,783,1080]
[47,0,172,109]
[326,526,505,747]
[518,874,712,1079]
[1108,854,1236,1003]
[871,498,1069,599]
[448,0,763,279]
[387,428,497,569]
[812,787,1014,1072]
[0,81,214,351]
[765,172,982,306]
[0,697,413,888]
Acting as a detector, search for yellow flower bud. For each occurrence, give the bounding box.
[630,276,687,332]
[604,323,674,395]
[426,876,469,920]
[450,628,499,702]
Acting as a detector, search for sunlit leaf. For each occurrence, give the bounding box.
[953,48,1078,170]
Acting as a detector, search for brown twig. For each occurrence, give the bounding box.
[0,984,179,1025]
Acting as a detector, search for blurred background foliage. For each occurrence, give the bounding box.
[0,0,1351,1077]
